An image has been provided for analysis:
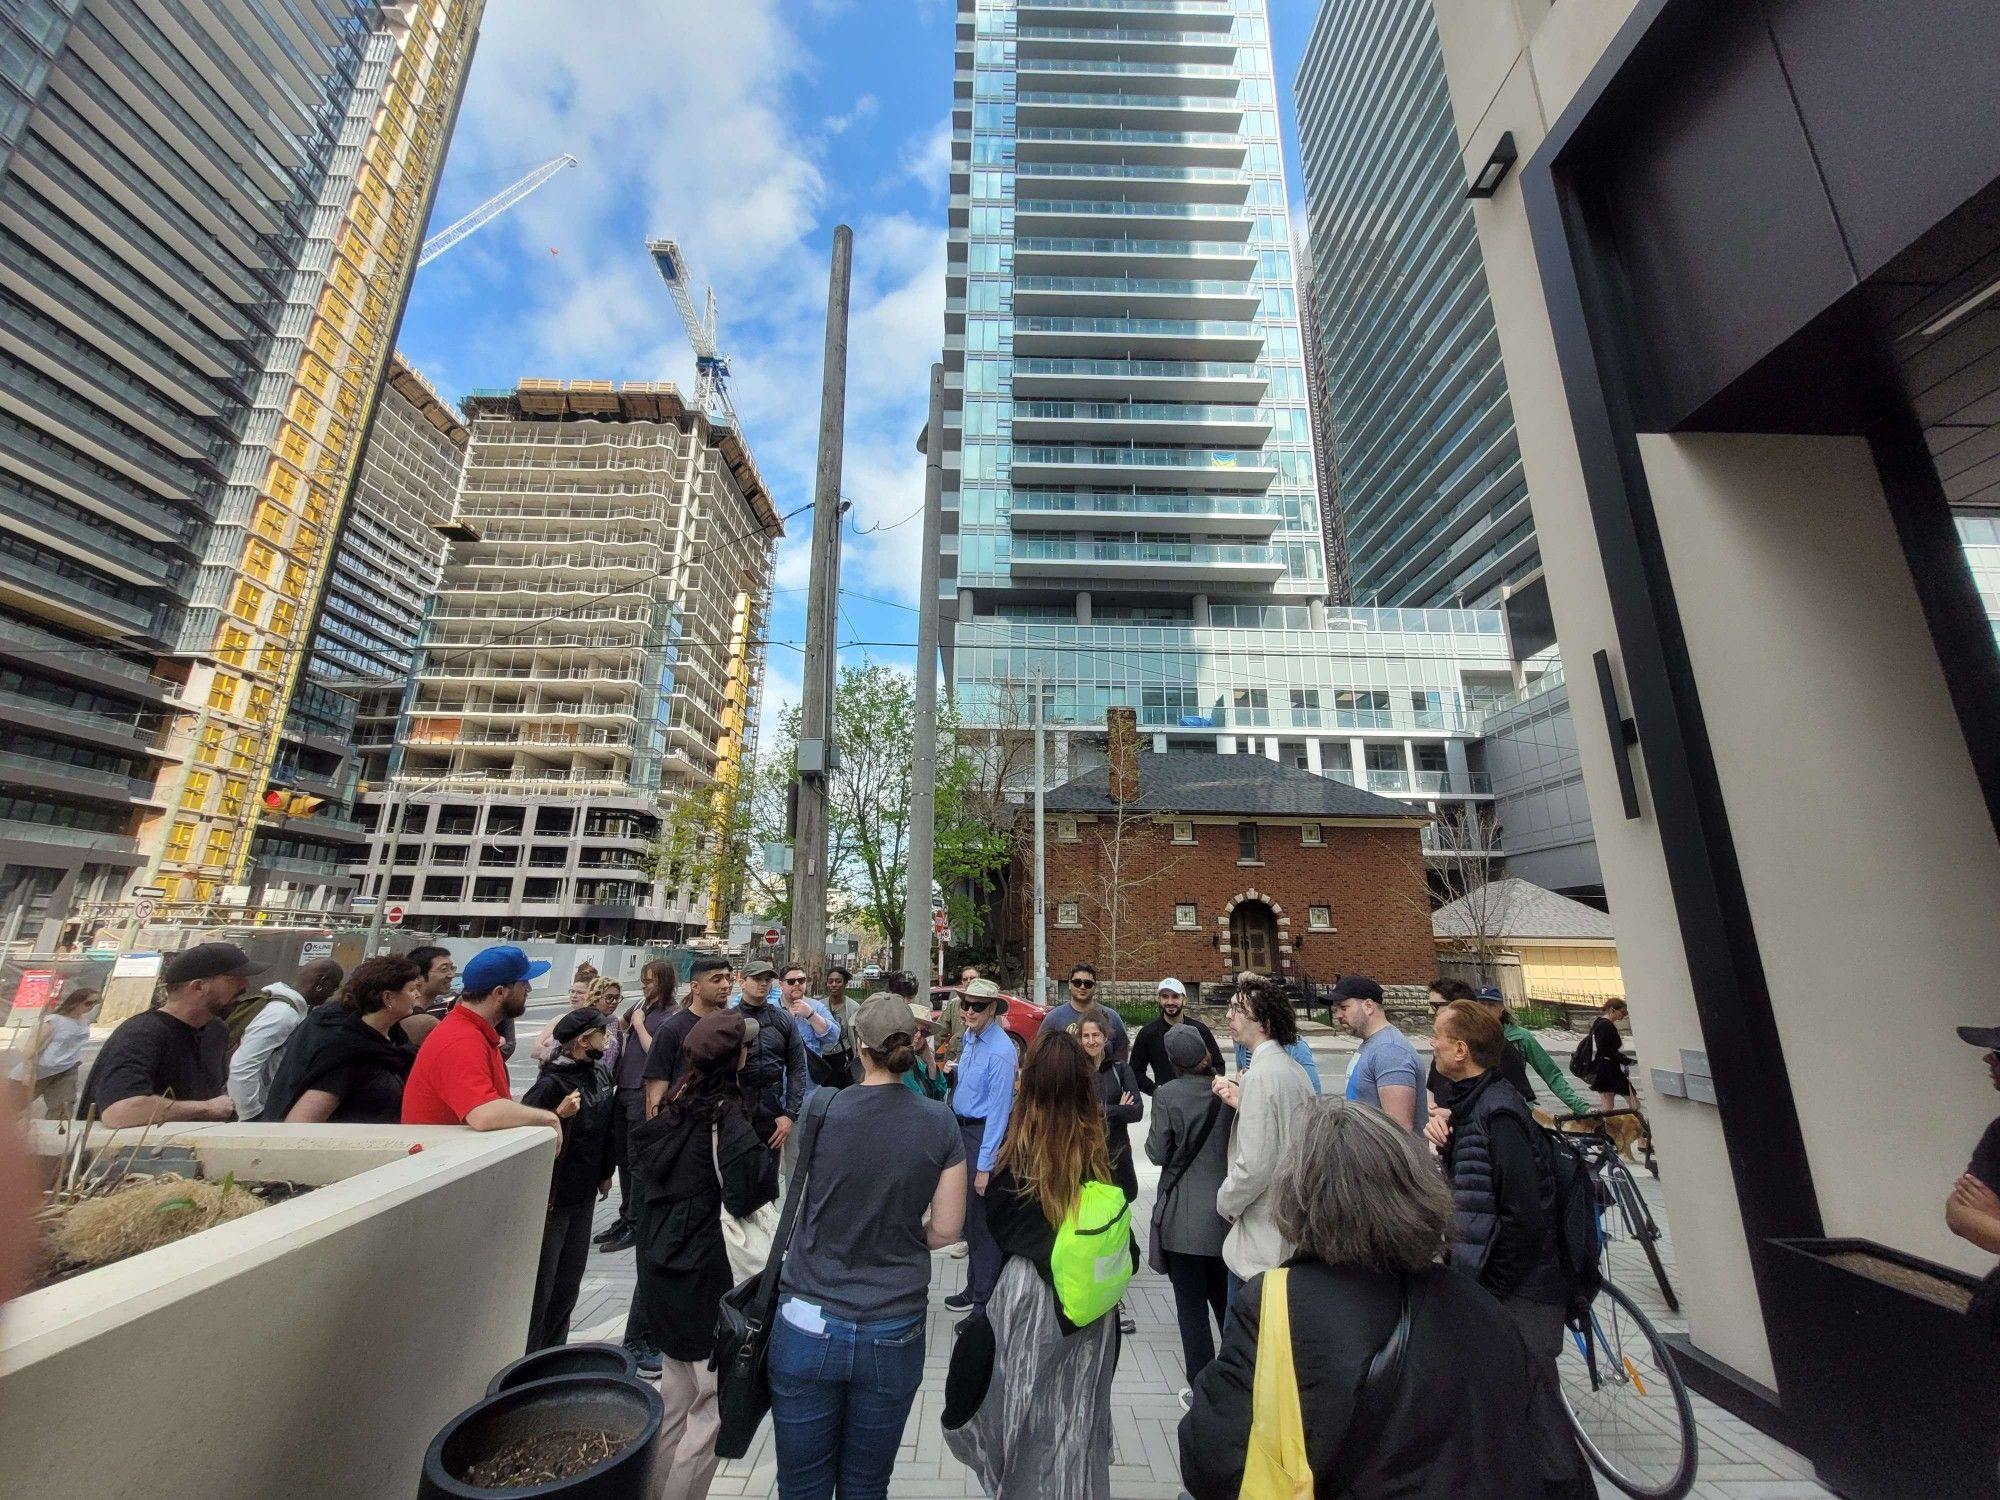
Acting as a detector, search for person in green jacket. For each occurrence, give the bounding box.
[899,998,950,1101]
[1475,986,1589,1115]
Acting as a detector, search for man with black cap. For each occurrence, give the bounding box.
[1948,1023,2000,1257]
[82,942,267,1127]
[402,945,575,1132]
[732,957,808,1149]
[521,1007,619,1352]
[1333,975,1425,1133]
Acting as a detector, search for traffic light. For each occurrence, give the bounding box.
[263,789,286,810]
[286,793,324,817]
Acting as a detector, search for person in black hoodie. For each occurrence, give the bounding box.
[521,1008,619,1353]
[264,955,420,1125]
[629,1009,778,1500]
[1180,1098,1592,1499]
[1427,999,1568,1378]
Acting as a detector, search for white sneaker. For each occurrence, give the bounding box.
[1178,1387,1193,1412]
[948,1241,968,1259]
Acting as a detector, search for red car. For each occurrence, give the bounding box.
[930,984,1049,1053]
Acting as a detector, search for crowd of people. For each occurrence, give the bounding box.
[49,935,1661,1498]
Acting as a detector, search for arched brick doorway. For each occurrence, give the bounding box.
[1228,899,1280,976]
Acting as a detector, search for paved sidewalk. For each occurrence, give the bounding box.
[512,1029,1833,1500]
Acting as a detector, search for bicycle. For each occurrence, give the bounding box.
[1557,1109,1677,1314]
[1548,1112,1698,1499]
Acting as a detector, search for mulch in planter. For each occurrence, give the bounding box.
[461,1428,622,1488]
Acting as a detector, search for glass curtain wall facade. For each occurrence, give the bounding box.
[1294,0,1534,607]
[943,0,1325,680]
[0,0,380,945]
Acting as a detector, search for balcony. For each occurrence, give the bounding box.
[1015,198,1253,240]
[0,686,165,754]
[1010,537,1285,586]
[1014,57,1243,95]
[1016,91,1244,131]
[1011,443,1276,489]
[1009,489,1282,536]
[1011,398,1269,444]
[0,613,178,697]
[0,816,138,855]
[1012,274,1258,319]
[1014,26,1238,63]
[1013,314,1261,360]
[0,747,151,802]
[1012,355,1267,403]
[1015,1,1234,32]
[1014,124,1245,167]
[1014,237,1257,279]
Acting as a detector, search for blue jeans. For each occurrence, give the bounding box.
[769,1304,926,1500]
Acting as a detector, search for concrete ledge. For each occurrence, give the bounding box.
[1,1123,556,1500]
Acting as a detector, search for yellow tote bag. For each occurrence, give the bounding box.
[1240,1267,1314,1500]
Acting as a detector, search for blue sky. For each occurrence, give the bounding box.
[397,0,1324,724]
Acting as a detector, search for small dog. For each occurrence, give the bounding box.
[1554,1109,1651,1163]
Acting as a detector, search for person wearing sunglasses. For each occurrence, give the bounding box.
[943,977,1017,1314]
[1042,962,1130,1064]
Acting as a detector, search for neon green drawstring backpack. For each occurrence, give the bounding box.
[1049,1179,1134,1327]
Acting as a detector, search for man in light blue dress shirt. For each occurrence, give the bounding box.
[944,976,1017,1313]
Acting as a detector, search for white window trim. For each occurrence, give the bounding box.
[1300,823,1323,846]
[1170,820,1196,844]
[1308,905,1335,931]
[1055,900,1082,928]
[1173,902,1198,930]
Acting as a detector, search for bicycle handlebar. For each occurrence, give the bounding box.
[1552,1107,1647,1124]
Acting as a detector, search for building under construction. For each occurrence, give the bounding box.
[355,379,780,943]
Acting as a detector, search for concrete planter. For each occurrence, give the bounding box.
[1,1122,556,1500]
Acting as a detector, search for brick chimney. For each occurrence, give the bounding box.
[1107,706,1139,804]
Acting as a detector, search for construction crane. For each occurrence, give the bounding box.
[648,236,735,424]
[417,153,578,267]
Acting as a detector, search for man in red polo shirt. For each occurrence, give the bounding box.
[403,946,575,1131]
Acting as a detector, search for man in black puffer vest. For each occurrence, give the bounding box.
[1429,999,1568,1380]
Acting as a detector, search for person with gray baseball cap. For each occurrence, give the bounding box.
[1947,1023,2000,1260]
[1145,1022,1236,1406]
[80,942,267,1127]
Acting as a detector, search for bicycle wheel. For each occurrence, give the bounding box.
[1605,1158,1679,1313]
[1557,1280,1698,1499]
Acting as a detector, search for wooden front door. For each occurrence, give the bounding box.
[1231,901,1279,975]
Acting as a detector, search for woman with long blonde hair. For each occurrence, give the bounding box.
[945,1028,1133,1499]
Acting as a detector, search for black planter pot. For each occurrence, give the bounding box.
[487,1343,639,1396]
[419,1374,663,1499]
[1766,1237,1999,1499]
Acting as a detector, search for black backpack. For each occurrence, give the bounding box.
[1540,1127,1606,1320]
[1567,1029,1596,1080]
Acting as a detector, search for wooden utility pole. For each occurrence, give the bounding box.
[904,363,946,999]
[792,225,852,984]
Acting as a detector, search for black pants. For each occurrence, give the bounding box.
[611,1085,644,1225]
[527,1201,595,1354]
[958,1116,1001,1305]
[1163,1250,1230,1384]
[619,1089,656,1350]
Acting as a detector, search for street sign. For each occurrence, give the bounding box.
[386,905,406,927]
[351,895,379,910]
[131,885,167,900]
[763,927,781,947]
[132,898,157,922]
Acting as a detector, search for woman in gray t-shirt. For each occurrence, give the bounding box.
[771,995,968,1498]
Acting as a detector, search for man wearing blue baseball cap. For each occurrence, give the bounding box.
[402,945,575,1131]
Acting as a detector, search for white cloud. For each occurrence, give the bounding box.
[420,1,947,738]
[823,93,879,135]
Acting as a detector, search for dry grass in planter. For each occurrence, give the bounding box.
[46,1171,264,1270]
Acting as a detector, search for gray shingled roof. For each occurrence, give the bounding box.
[1433,878,1615,942]
[1043,753,1419,819]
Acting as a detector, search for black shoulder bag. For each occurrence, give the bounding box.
[711,1086,836,1460]
[1148,1096,1224,1275]
[1329,1274,1421,1497]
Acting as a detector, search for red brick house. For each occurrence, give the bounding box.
[1025,710,1438,996]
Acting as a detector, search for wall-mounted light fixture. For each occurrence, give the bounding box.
[1466,132,1517,199]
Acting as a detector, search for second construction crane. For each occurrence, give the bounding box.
[648,237,736,424]
[419,154,578,266]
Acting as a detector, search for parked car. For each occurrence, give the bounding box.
[860,964,883,980]
[929,984,1049,1053]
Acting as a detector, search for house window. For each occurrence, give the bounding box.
[1174,902,1198,929]
[1055,816,1079,842]
[1055,900,1081,928]
[1300,823,1323,846]
[1309,905,1333,930]
[1237,822,1261,862]
[1171,820,1195,844]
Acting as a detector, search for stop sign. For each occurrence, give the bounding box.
[763,927,781,946]
[386,904,405,927]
